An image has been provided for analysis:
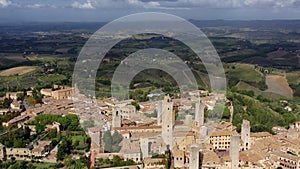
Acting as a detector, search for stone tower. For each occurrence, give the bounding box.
[199,126,208,142]
[230,135,240,169]
[157,101,162,125]
[195,101,205,126]
[161,95,174,149]
[112,108,121,128]
[140,138,150,159]
[189,143,200,169]
[241,119,250,150]
[229,102,234,123]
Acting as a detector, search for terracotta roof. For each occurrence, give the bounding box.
[113,126,161,130]
[144,158,166,164]
[202,150,221,164]
[251,132,272,138]
[210,130,237,137]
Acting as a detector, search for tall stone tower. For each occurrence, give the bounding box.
[189,143,200,169]
[112,108,121,128]
[140,138,150,159]
[241,119,250,150]
[157,101,162,125]
[199,126,208,142]
[229,102,234,123]
[161,95,174,149]
[230,135,240,169]
[195,101,205,126]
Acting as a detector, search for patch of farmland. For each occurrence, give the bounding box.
[265,75,293,98]
[0,66,37,76]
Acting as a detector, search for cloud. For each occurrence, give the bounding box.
[1,0,299,10]
[72,0,95,9]
[5,0,298,10]
[69,0,246,10]
[244,0,296,8]
[127,0,161,8]
[70,0,165,9]
[25,4,57,9]
[161,0,243,8]
[0,0,11,7]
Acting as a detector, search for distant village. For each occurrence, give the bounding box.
[0,85,300,169]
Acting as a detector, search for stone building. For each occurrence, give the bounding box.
[40,89,52,97]
[271,151,300,169]
[118,105,137,119]
[119,138,142,163]
[52,88,73,100]
[209,130,238,150]
[140,136,167,160]
[161,95,174,149]
[112,108,121,128]
[230,135,240,169]
[156,101,162,125]
[241,119,250,150]
[189,143,200,169]
[173,148,185,168]
[195,101,205,127]
[143,158,166,169]
[88,126,103,151]
[5,141,52,161]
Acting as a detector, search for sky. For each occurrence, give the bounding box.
[1,0,300,22]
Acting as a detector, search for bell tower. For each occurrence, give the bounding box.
[161,95,174,148]
[112,108,121,128]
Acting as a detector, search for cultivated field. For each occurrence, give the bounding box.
[0,66,37,76]
[237,81,284,100]
[265,75,294,98]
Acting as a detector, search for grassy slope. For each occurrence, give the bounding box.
[286,71,300,85]
[226,63,263,83]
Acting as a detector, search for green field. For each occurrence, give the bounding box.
[226,63,263,83]
[287,71,300,85]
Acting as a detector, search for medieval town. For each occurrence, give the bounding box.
[0,85,299,169]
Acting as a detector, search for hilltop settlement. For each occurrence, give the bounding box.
[0,85,299,169]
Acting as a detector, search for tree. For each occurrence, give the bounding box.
[131,101,140,111]
[222,107,231,119]
[63,156,88,169]
[16,93,24,101]
[32,114,80,132]
[112,131,123,145]
[112,156,121,166]
[103,131,113,153]
[8,161,36,169]
[57,138,73,160]
[23,126,31,140]
[103,131,123,153]
[13,138,25,148]
[48,130,57,138]
[25,96,36,107]
[0,98,12,108]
